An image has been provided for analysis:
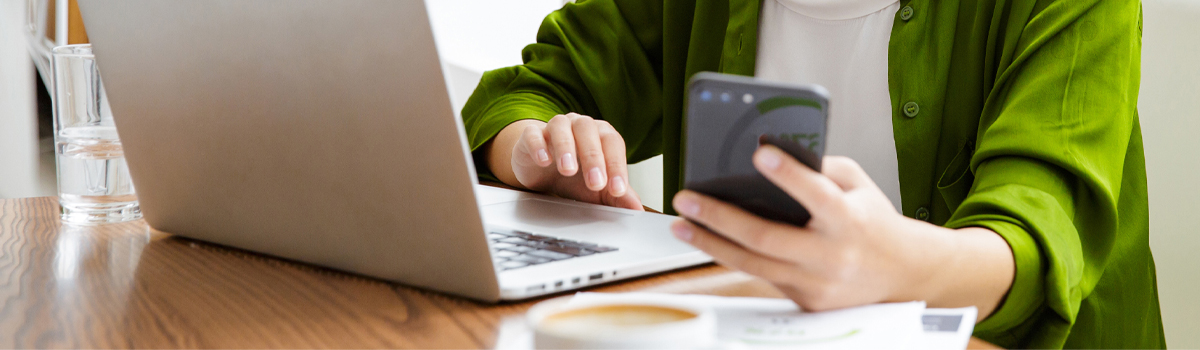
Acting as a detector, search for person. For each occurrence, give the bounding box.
[460,0,1164,348]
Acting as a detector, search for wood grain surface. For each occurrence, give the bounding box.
[0,196,998,349]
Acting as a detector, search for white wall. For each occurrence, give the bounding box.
[1141,0,1200,347]
[427,0,561,76]
[427,0,666,211]
[0,1,43,200]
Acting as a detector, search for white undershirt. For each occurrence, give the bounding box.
[755,0,903,209]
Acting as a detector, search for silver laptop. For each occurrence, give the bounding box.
[77,0,710,302]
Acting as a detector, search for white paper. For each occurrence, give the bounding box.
[495,293,977,350]
[568,293,925,350]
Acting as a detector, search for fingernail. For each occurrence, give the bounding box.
[756,148,782,171]
[561,153,577,172]
[588,167,604,188]
[537,149,550,163]
[674,196,699,216]
[671,223,694,242]
[611,176,627,196]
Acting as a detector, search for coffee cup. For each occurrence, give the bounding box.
[527,297,718,349]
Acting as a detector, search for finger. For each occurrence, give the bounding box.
[571,116,607,191]
[821,156,873,191]
[605,185,644,211]
[520,124,552,167]
[672,190,819,261]
[670,220,798,283]
[753,145,845,217]
[546,115,578,176]
[596,121,630,197]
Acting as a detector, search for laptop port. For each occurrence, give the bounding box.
[554,280,564,288]
[572,277,581,284]
[589,273,603,281]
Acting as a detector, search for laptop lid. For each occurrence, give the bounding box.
[77,0,501,301]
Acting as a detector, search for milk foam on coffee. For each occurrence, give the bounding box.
[539,305,698,336]
[528,298,718,349]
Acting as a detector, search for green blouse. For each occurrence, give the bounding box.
[460,0,1165,347]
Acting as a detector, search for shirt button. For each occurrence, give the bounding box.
[900,6,915,21]
[903,101,920,118]
[915,207,930,221]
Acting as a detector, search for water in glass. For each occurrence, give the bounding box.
[55,125,139,221]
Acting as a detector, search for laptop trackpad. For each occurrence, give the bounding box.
[483,199,632,229]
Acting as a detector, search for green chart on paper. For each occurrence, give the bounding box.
[725,312,867,347]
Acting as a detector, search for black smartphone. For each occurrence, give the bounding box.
[684,72,829,226]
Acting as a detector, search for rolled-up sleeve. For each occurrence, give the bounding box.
[942,0,1143,346]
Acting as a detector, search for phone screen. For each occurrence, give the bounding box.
[684,73,828,226]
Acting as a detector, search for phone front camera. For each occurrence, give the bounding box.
[700,90,713,101]
[720,92,731,103]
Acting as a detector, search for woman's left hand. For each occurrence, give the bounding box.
[671,146,996,312]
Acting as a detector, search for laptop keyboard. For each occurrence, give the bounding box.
[489,230,618,271]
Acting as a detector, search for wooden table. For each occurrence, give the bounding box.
[0,196,998,348]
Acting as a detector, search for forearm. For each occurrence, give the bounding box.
[902,221,1014,322]
[484,120,546,189]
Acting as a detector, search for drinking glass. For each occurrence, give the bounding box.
[51,44,141,225]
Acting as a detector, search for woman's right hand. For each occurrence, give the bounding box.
[486,113,643,211]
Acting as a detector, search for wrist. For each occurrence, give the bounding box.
[899,222,1014,320]
[887,218,961,304]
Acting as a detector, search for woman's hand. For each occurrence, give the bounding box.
[486,114,642,210]
[670,146,1013,318]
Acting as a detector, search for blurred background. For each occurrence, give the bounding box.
[0,0,1195,346]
